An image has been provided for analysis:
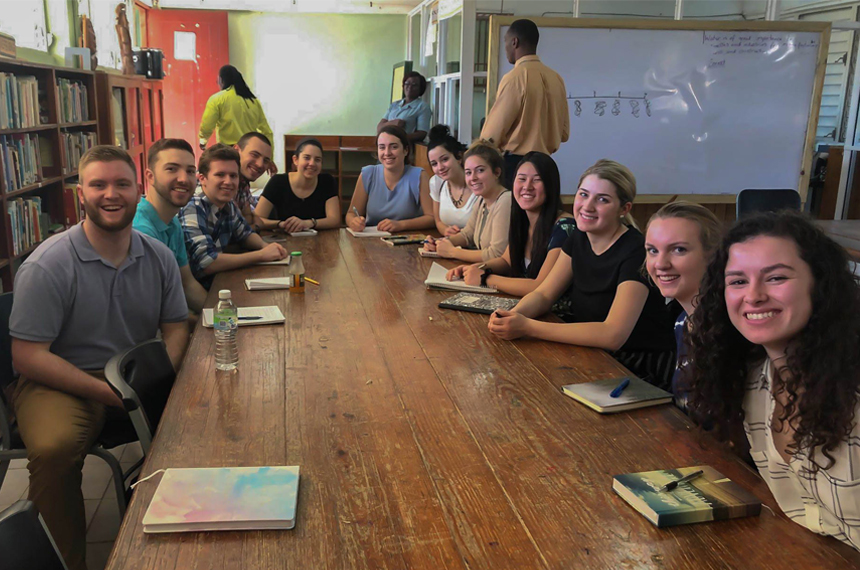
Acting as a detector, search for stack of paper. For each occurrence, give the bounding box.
[347,226,391,238]
[244,277,293,291]
[202,306,286,327]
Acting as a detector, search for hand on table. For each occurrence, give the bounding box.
[446,264,467,281]
[279,217,310,234]
[444,225,461,237]
[488,309,529,341]
[435,238,457,258]
[377,219,402,233]
[259,242,288,262]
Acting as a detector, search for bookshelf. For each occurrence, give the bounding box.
[0,57,99,292]
[95,72,164,194]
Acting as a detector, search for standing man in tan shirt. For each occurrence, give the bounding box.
[481,19,570,190]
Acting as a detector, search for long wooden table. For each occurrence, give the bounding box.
[107,230,860,569]
[817,220,860,260]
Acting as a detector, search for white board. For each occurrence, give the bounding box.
[492,23,826,195]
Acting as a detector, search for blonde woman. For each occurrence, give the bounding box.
[489,159,677,388]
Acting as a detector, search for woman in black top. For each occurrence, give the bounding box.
[255,138,341,232]
[488,159,677,389]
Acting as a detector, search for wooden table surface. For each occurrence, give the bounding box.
[817,219,860,260]
[106,230,860,569]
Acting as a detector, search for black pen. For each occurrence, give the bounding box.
[660,469,704,492]
[239,316,263,321]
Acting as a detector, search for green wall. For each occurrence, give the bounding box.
[228,12,407,170]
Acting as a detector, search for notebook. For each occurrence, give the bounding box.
[202,306,285,327]
[256,257,291,266]
[244,277,294,291]
[439,292,518,315]
[612,465,761,528]
[418,247,441,258]
[142,466,300,533]
[562,376,673,414]
[424,262,497,294]
[289,229,318,237]
[347,226,391,238]
[381,234,426,246]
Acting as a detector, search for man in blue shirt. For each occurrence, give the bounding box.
[378,71,431,143]
[134,138,207,313]
[180,144,287,289]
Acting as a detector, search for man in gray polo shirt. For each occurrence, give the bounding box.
[9,146,189,570]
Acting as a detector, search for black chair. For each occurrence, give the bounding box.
[0,292,130,517]
[736,188,801,219]
[0,500,67,570]
[103,339,176,456]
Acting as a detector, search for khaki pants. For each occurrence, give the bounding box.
[13,373,109,570]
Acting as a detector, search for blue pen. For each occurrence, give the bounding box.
[609,377,630,398]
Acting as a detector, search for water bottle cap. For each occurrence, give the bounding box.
[291,251,302,256]
[218,290,231,300]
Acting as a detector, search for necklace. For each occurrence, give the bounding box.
[449,182,467,207]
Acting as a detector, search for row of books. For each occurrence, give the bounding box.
[0,133,46,192]
[7,196,49,256]
[57,78,89,124]
[0,73,45,130]
[63,182,85,227]
[62,131,97,174]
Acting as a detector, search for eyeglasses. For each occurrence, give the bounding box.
[403,81,420,87]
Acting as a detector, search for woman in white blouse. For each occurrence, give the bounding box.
[687,211,860,551]
[427,125,478,236]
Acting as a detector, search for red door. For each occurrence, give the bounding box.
[146,9,229,159]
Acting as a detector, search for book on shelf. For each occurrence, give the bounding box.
[62,131,97,174]
[0,73,45,130]
[56,78,89,123]
[7,196,48,256]
[612,465,761,528]
[0,133,43,191]
[63,182,84,226]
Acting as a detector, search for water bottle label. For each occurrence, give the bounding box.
[214,315,237,331]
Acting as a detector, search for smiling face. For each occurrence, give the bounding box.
[377,132,407,170]
[148,148,197,208]
[645,217,710,309]
[464,155,500,198]
[428,146,462,182]
[403,76,421,101]
[78,160,139,232]
[513,161,546,213]
[724,235,814,359]
[292,143,323,180]
[199,159,240,209]
[236,137,272,182]
[573,174,629,234]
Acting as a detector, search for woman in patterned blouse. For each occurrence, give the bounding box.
[688,211,860,551]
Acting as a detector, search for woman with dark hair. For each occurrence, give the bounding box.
[488,159,676,389]
[687,211,860,551]
[445,152,574,296]
[346,125,434,233]
[423,141,511,263]
[254,138,341,232]
[378,71,431,143]
[199,65,273,149]
[427,125,477,236]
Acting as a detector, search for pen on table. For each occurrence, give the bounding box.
[609,377,631,398]
[305,277,320,286]
[239,316,263,321]
[660,469,704,492]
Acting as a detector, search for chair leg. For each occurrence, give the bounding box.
[90,447,127,518]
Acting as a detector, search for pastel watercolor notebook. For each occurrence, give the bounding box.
[142,466,300,533]
[612,465,761,528]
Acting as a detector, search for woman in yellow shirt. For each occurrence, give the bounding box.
[198,65,273,149]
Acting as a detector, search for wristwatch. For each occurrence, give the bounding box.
[480,267,493,287]
[311,218,317,229]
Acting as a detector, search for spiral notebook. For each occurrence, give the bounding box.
[142,466,300,533]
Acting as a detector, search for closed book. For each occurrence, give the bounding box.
[562,376,672,414]
[424,262,497,294]
[142,466,300,533]
[612,466,761,528]
[438,292,518,315]
[381,234,426,246]
[63,183,79,226]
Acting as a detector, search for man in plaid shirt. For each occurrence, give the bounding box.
[180,144,287,289]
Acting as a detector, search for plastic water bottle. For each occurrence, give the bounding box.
[214,289,239,371]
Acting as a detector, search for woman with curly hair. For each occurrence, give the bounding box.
[687,211,860,550]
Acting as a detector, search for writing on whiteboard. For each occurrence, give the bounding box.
[567,92,652,118]
[704,31,818,56]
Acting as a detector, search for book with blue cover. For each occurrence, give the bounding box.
[612,465,761,527]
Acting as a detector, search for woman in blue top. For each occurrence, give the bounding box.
[346,126,434,233]
[378,72,431,143]
[644,202,722,410]
[446,152,575,297]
